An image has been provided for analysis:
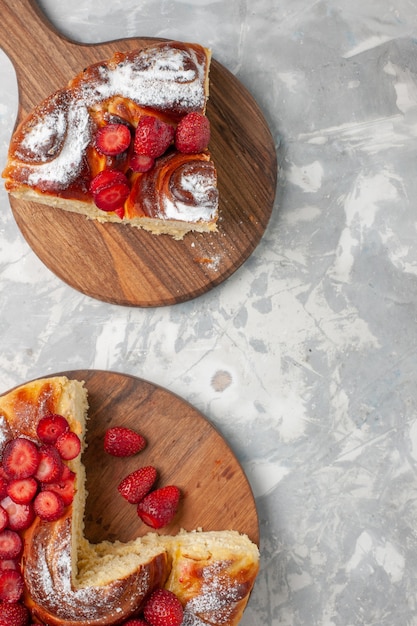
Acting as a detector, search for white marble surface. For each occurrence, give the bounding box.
[1,1,417,624]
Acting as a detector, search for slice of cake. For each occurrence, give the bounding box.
[2,41,219,240]
[0,376,259,625]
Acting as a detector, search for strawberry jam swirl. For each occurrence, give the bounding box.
[10,43,209,191]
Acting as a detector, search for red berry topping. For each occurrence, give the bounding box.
[93,181,130,213]
[2,439,40,480]
[54,431,81,461]
[95,123,131,156]
[44,470,75,507]
[0,530,22,560]
[0,508,8,534]
[0,497,34,532]
[104,427,146,457]
[175,111,211,154]
[118,466,157,504]
[89,169,128,195]
[35,445,63,483]
[36,414,69,444]
[0,570,24,603]
[0,559,19,572]
[0,601,29,626]
[143,588,183,626]
[123,620,149,626]
[33,490,65,522]
[129,152,155,173]
[134,116,175,158]
[6,478,38,505]
[137,485,180,529]
[0,477,9,502]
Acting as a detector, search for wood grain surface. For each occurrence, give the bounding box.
[45,370,259,546]
[0,0,277,307]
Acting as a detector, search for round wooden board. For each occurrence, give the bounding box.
[1,2,277,306]
[41,370,260,546]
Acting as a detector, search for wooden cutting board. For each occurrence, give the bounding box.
[7,370,258,546]
[0,0,277,306]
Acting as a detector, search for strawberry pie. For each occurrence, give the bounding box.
[2,41,219,240]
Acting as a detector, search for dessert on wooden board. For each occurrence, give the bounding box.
[2,41,219,240]
[0,376,259,625]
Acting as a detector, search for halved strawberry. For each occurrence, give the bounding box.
[175,111,211,154]
[0,601,29,626]
[143,588,183,626]
[35,445,63,483]
[137,485,180,529]
[89,169,128,195]
[104,427,146,457]
[118,466,157,504]
[36,413,69,444]
[95,123,131,156]
[6,478,38,505]
[129,153,155,173]
[0,497,35,532]
[2,438,40,479]
[93,182,130,213]
[45,470,75,507]
[0,530,22,560]
[33,490,65,522]
[54,432,81,461]
[134,115,175,158]
[0,569,24,603]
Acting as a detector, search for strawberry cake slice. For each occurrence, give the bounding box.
[2,41,219,240]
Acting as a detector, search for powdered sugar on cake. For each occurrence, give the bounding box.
[162,164,218,222]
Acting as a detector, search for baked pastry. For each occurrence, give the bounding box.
[2,41,219,240]
[0,376,259,625]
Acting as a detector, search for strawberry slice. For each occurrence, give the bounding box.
[35,445,64,483]
[0,602,29,626]
[0,529,22,559]
[0,558,19,572]
[104,427,146,457]
[2,438,40,479]
[0,496,35,532]
[143,588,184,626]
[0,569,24,603]
[89,169,128,195]
[36,413,69,444]
[129,153,155,173]
[118,466,157,504]
[45,470,76,506]
[0,506,8,533]
[137,485,180,529]
[95,123,131,156]
[34,490,65,522]
[6,477,38,504]
[54,431,81,461]
[134,115,175,158]
[0,475,9,501]
[93,182,130,213]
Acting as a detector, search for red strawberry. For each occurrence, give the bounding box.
[118,466,157,504]
[45,471,75,506]
[129,153,155,173]
[0,601,29,626]
[93,181,130,213]
[0,477,8,502]
[0,570,24,603]
[54,431,81,461]
[123,620,149,626]
[89,169,128,195]
[2,439,40,479]
[0,560,19,572]
[0,497,34,532]
[33,490,65,522]
[0,508,7,534]
[143,588,183,626]
[0,530,22,560]
[6,478,38,505]
[36,414,69,444]
[137,485,180,529]
[35,445,63,483]
[95,123,131,156]
[104,427,146,457]
[134,116,174,158]
[175,111,211,154]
